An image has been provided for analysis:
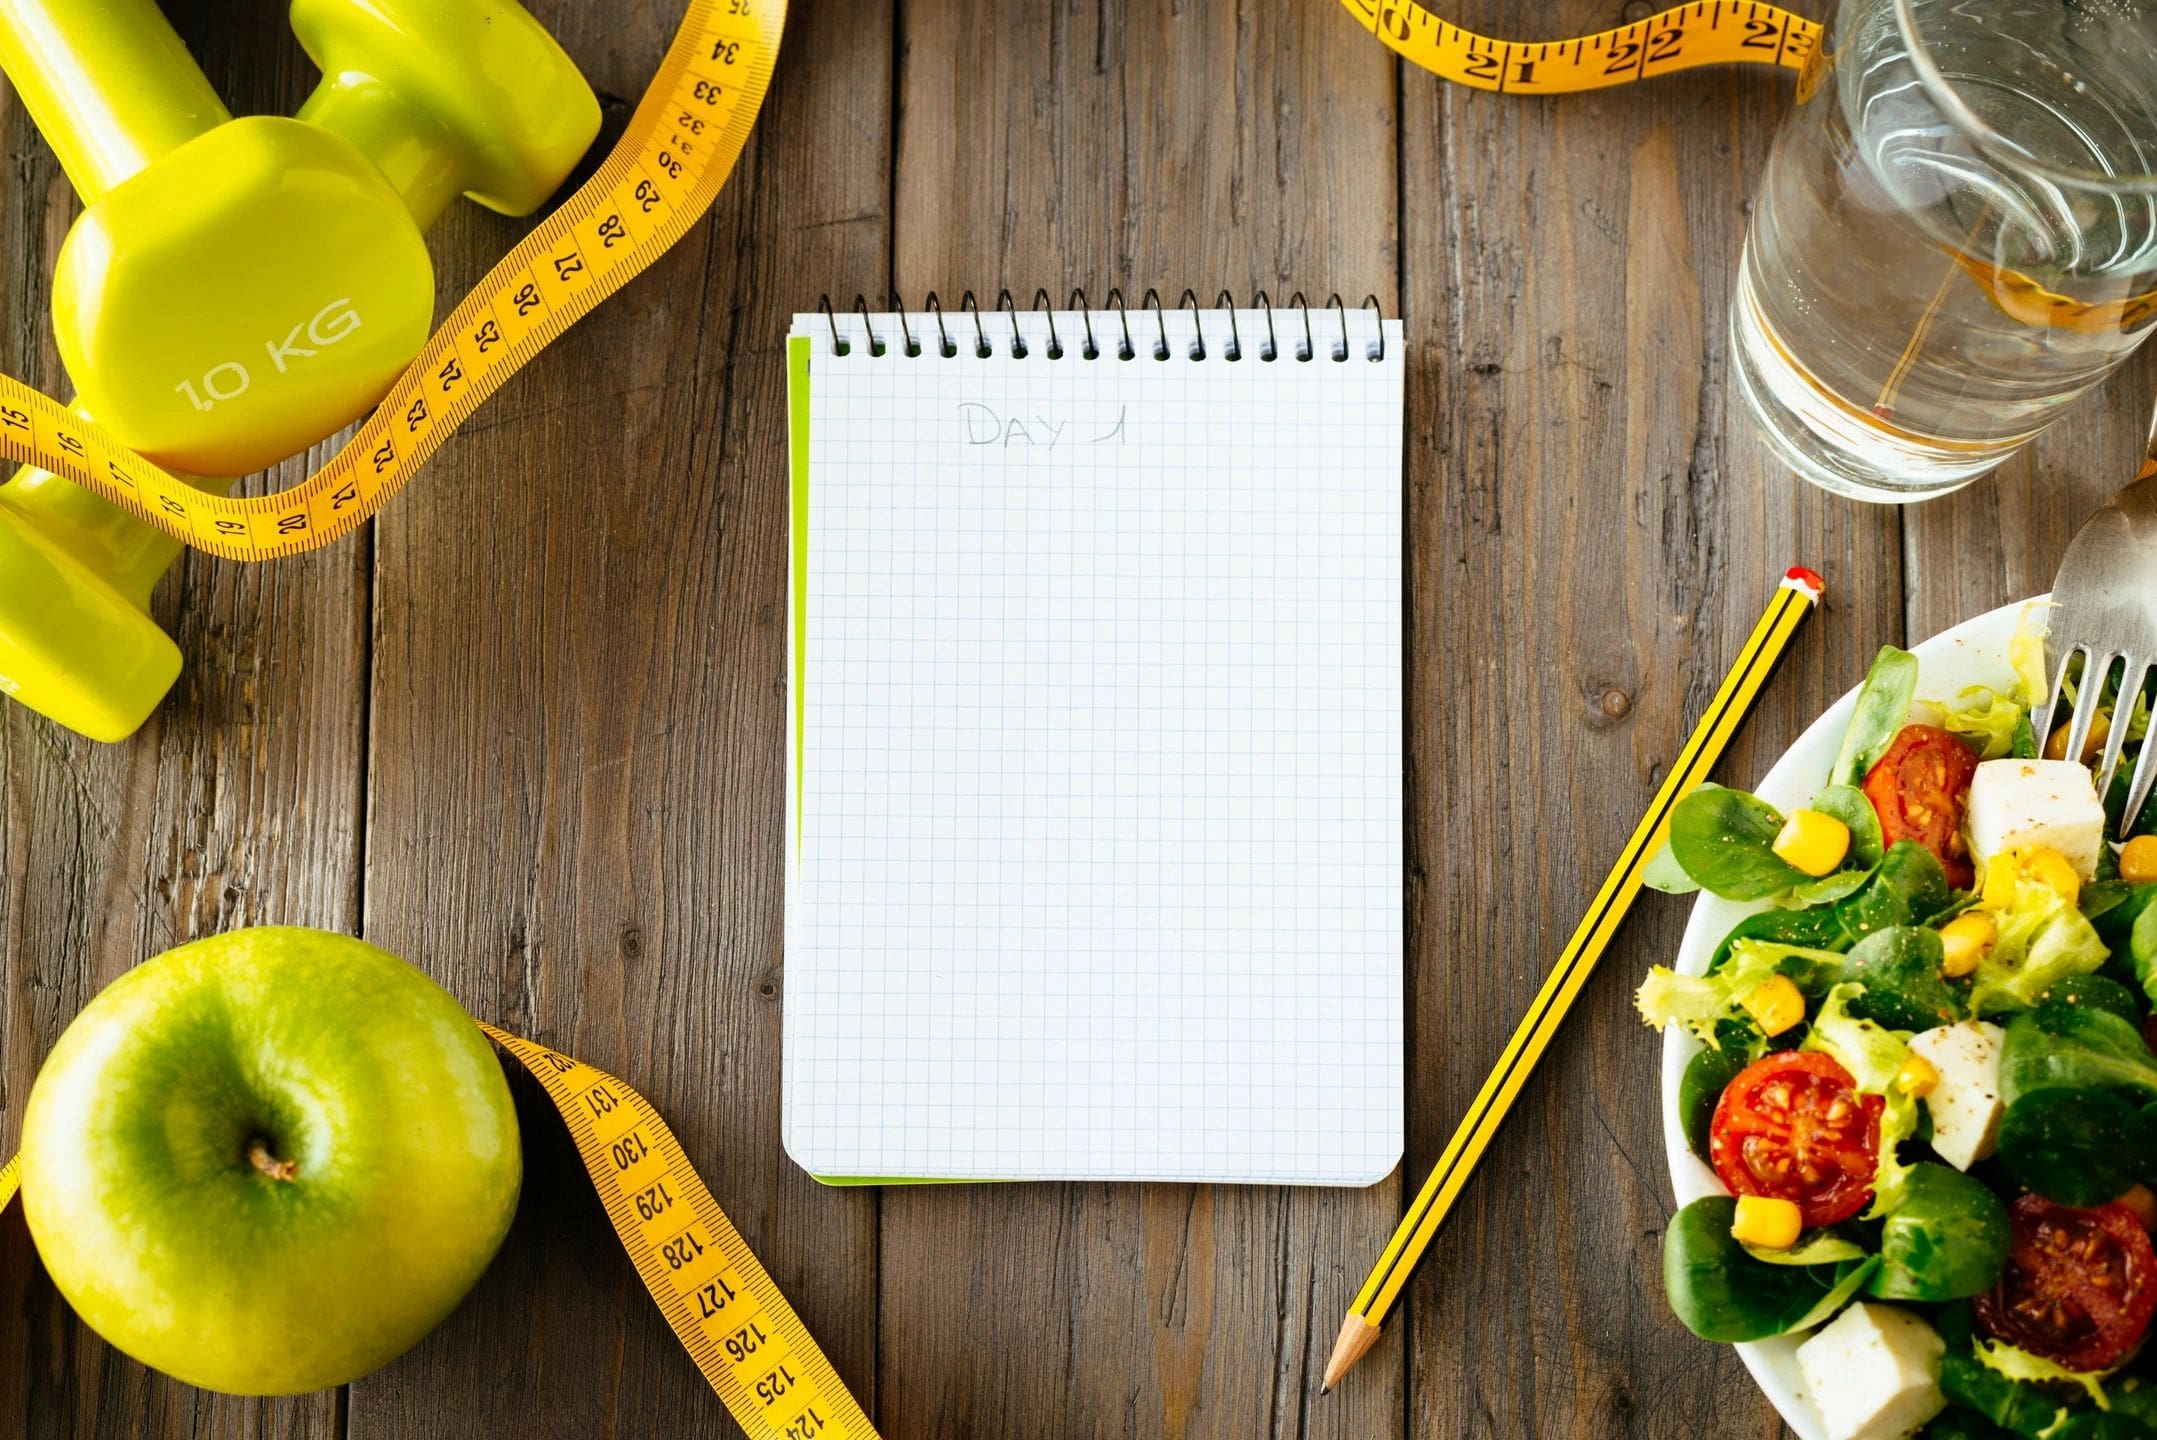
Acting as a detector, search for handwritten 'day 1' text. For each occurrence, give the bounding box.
[956,403,1126,449]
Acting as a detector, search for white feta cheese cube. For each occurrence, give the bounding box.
[1908,1022,2006,1171]
[1965,758,2107,880]
[1795,1303,1947,1440]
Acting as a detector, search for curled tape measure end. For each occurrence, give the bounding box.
[0,1013,875,1438]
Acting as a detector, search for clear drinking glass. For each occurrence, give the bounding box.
[1733,0,2157,502]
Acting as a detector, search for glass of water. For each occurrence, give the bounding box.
[1733,0,2157,502]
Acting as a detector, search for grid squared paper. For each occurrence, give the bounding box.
[784,304,1404,1185]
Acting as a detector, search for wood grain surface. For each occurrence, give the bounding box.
[3,2,2154,1437]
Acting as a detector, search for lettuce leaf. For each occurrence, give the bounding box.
[1973,1336,2112,1410]
[1802,982,1921,1217]
[1969,870,2112,1017]
[1937,685,2027,761]
[1635,941,1843,1047]
[2009,602,2053,710]
[1804,982,1910,1091]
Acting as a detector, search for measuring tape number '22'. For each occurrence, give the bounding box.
[0,0,782,562]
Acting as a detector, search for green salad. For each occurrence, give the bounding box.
[1638,611,2157,1440]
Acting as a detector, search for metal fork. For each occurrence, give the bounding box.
[2030,400,2157,837]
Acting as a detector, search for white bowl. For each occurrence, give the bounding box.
[1658,595,2042,1439]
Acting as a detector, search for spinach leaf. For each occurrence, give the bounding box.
[1744,1230,1869,1266]
[1709,907,1847,973]
[2038,974,2146,1027]
[1788,867,1875,907]
[1999,1002,2157,1104]
[1996,1087,2154,1206]
[1841,926,1965,1031]
[1662,1196,1872,1341]
[2114,1378,2157,1430]
[1870,1163,2009,1301]
[2012,711,2038,760]
[1642,837,1701,895]
[1833,646,1922,788]
[1814,781,1887,869]
[1836,840,1955,943]
[2083,880,2154,938]
[2109,763,2157,840]
[1700,841,1954,974]
[1679,1045,1746,1161]
[1923,1411,2018,1440]
[1667,786,1810,901]
[1938,1304,2078,1439]
[1787,1256,1883,1334]
[2047,1416,2157,1440]
[2135,900,2157,1008]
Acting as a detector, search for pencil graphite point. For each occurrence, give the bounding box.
[1322,1313,1381,1392]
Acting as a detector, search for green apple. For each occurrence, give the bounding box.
[19,925,520,1395]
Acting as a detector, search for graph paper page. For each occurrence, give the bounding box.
[784,306,1403,1184]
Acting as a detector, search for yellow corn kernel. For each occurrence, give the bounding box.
[1741,974,1806,1037]
[1772,808,1851,878]
[2120,836,2157,886]
[2045,711,2110,763]
[2022,846,2081,904]
[1981,853,2021,910]
[1895,1054,1940,1098]
[1938,911,1995,978]
[1731,1195,1805,1249]
[1981,846,2082,908]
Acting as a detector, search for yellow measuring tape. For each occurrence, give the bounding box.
[0,0,782,561]
[1338,0,1819,92]
[0,1019,876,1439]
[1338,0,2155,337]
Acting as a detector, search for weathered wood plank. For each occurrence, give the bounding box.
[1903,348,2157,642]
[349,3,891,1438]
[1397,3,1890,1435]
[883,5,1401,1438]
[0,5,364,1438]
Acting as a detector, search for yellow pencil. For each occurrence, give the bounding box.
[1322,566,1826,1393]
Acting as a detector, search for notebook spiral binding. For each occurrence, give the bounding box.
[815,288,1387,364]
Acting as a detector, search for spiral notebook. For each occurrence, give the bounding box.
[783,294,1405,1186]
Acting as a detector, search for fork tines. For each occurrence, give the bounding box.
[2037,646,2157,841]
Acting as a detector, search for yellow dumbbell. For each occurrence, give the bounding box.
[0,0,600,740]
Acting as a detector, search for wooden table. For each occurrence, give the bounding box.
[4,2,2153,1436]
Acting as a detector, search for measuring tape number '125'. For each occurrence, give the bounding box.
[0,0,783,562]
[0,1020,877,1439]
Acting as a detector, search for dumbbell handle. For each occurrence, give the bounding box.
[0,0,231,203]
[0,418,231,610]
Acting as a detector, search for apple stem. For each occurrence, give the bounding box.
[247,1138,297,1182]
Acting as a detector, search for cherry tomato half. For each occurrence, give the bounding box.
[1974,1196,2157,1373]
[1863,724,1981,889]
[1709,1050,1884,1228]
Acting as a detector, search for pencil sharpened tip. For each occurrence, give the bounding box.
[1319,1383,1332,1397]
[1322,1312,1381,1392]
